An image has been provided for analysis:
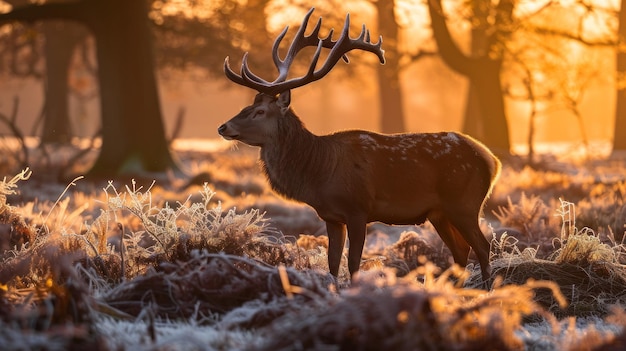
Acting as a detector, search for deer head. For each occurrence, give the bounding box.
[218,8,385,146]
[217,92,291,146]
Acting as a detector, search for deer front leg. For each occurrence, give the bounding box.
[346,216,367,278]
[326,221,346,277]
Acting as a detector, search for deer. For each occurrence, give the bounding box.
[218,8,501,284]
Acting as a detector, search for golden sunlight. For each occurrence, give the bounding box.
[152,0,218,19]
[0,1,11,13]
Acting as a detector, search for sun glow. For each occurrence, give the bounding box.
[151,0,227,21]
[0,1,11,13]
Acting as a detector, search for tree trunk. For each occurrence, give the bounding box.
[613,0,626,153]
[463,84,483,139]
[0,0,178,177]
[41,21,85,143]
[374,0,406,133]
[462,0,488,140]
[471,57,509,152]
[427,0,511,153]
[86,0,176,176]
[375,0,405,133]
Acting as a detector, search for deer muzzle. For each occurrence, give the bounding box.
[217,123,239,140]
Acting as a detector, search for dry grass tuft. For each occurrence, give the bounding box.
[484,200,626,318]
[102,252,333,321]
[382,230,451,276]
[256,267,564,351]
[0,168,37,251]
[493,193,562,258]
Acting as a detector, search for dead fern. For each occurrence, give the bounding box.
[486,200,626,317]
[256,268,564,351]
[0,168,37,251]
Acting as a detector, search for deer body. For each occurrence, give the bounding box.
[219,92,500,281]
[218,8,500,282]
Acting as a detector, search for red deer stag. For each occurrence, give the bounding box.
[218,8,501,283]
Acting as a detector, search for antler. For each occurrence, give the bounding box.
[224,7,385,96]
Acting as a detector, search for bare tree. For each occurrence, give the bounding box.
[427,0,621,155]
[0,0,177,177]
[0,0,89,144]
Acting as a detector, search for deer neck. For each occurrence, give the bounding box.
[260,113,336,201]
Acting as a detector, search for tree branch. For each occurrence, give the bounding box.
[399,49,437,70]
[426,0,475,76]
[0,96,29,167]
[0,0,89,25]
[532,26,618,47]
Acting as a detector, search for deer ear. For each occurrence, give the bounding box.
[277,90,291,115]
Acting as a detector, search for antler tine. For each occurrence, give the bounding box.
[273,8,323,84]
[302,39,325,80]
[224,56,250,87]
[349,21,385,64]
[271,26,290,73]
[240,52,272,85]
[318,28,349,63]
[311,13,384,75]
[224,54,269,92]
[223,9,317,93]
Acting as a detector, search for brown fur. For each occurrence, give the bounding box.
[219,92,501,282]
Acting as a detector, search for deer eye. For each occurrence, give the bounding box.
[253,110,265,118]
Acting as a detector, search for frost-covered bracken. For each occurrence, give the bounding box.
[1,148,626,350]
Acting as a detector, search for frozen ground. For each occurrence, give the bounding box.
[1,138,626,350]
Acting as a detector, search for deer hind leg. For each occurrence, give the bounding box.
[429,211,472,267]
[449,215,492,283]
[325,221,346,277]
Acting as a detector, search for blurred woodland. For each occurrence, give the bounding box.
[2,1,626,349]
[0,0,622,177]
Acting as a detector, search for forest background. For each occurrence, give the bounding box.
[0,0,622,177]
